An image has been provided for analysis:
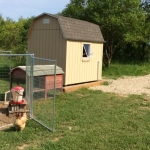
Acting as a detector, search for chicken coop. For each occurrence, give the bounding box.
[10,65,64,99]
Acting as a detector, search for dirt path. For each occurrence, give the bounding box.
[90,74,150,96]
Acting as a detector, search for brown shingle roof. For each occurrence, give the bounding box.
[28,13,105,43]
[57,15,104,43]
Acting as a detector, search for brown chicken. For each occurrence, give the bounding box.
[14,112,27,131]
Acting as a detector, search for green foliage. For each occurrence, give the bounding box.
[0,15,34,64]
[0,15,33,54]
[102,62,150,79]
[60,0,87,19]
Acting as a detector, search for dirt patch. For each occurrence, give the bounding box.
[0,102,16,129]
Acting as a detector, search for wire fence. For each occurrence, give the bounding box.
[0,51,12,102]
[27,57,57,132]
[0,53,57,132]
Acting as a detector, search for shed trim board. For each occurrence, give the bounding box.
[27,13,104,86]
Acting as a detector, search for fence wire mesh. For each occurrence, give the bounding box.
[27,57,56,132]
[0,53,56,131]
[0,52,28,128]
[0,51,12,102]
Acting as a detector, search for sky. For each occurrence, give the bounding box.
[0,0,70,21]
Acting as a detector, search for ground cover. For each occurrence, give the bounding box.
[0,88,150,150]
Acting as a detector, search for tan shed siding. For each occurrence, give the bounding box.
[65,41,103,85]
[27,15,67,77]
[33,16,60,30]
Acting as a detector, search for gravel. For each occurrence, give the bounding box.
[90,74,150,96]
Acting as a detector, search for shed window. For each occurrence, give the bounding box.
[43,19,50,24]
[83,44,91,57]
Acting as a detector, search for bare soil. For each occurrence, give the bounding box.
[0,102,16,129]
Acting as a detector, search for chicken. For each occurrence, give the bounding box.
[14,112,27,131]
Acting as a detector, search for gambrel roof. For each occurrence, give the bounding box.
[27,13,105,43]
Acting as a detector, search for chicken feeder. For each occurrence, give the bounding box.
[11,86,24,104]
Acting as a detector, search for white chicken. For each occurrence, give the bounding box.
[14,112,27,131]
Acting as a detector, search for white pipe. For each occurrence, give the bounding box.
[4,91,10,103]
[97,61,99,81]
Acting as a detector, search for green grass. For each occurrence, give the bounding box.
[103,63,150,79]
[33,97,54,128]
[0,79,10,100]
[1,88,150,150]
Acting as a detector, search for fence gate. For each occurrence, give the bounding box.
[26,56,56,132]
[0,52,56,132]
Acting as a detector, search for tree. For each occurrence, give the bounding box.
[0,15,5,49]
[60,0,148,67]
[60,0,87,19]
[139,0,150,62]
[12,16,33,54]
[0,16,33,52]
[0,15,33,65]
[11,17,33,65]
[0,18,22,50]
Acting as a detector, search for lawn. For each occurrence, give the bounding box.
[0,88,150,150]
[102,62,150,79]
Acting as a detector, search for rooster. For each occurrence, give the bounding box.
[14,111,27,131]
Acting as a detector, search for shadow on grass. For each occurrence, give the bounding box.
[3,126,16,132]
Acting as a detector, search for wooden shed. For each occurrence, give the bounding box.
[11,65,64,98]
[27,13,105,86]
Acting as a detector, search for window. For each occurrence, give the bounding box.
[43,19,50,24]
[83,44,91,57]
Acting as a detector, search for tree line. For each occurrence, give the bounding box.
[0,15,33,54]
[0,0,149,67]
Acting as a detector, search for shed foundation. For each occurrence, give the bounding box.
[63,80,103,92]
